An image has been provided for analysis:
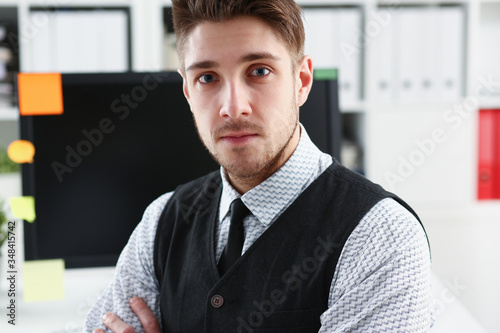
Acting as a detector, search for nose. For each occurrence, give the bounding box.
[219,80,252,119]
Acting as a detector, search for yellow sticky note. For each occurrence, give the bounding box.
[9,196,36,223]
[23,259,66,303]
[7,140,35,164]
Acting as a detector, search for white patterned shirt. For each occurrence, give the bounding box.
[84,125,433,332]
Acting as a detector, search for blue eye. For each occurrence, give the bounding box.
[250,68,270,77]
[198,74,217,83]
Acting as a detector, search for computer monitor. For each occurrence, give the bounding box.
[20,71,339,268]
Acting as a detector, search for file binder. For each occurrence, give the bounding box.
[478,3,500,101]
[370,5,465,103]
[303,7,362,108]
[478,109,500,200]
[436,6,465,102]
[419,7,438,101]
[27,8,129,72]
[370,9,396,102]
[303,9,339,70]
[339,8,362,105]
[396,8,421,102]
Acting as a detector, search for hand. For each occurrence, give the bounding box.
[93,297,161,333]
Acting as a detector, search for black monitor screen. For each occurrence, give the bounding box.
[20,71,339,268]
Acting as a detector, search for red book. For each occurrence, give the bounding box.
[495,110,500,198]
[478,109,500,200]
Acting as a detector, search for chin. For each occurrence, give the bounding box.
[221,161,262,179]
[222,153,283,181]
[213,144,287,181]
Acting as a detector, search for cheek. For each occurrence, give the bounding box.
[254,83,289,113]
[190,86,222,120]
[191,110,210,137]
[266,86,295,121]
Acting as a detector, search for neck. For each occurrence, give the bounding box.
[227,126,301,194]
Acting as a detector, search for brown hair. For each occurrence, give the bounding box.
[172,0,305,68]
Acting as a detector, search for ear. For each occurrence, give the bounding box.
[178,68,192,106]
[296,55,313,107]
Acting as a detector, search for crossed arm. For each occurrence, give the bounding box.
[92,297,160,333]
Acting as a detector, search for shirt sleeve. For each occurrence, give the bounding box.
[82,192,173,333]
[319,198,433,332]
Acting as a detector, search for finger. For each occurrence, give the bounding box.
[102,312,136,333]
[93,330,105,333]
[129,297,161,333]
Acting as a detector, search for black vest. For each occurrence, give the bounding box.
[154,160,424,333]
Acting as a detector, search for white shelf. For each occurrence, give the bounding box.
[340,100,366,113]
[478,99,500,109]
[0,106,18,121]
[363,101,467,113]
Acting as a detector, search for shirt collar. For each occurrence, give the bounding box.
[219,124,328,226]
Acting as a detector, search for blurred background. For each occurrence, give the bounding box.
[0,0,499,332]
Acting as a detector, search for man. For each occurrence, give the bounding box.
[85,0,432,332]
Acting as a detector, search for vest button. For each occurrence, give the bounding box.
[211,294,224,308]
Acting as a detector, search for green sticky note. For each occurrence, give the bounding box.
[9,196,36,223]
[314,68,338,80]
[23,259,66,303]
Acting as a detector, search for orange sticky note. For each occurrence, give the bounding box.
[18,73,64,116]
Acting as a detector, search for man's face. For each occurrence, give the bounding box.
[180,16,312,186]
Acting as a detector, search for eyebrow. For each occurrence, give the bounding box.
[185,52,281,72]
[185,60,218,72]
[240,52,281,63]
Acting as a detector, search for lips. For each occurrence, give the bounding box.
[215,121,261,145]
[219,132,258,144]
[221,132,255,138]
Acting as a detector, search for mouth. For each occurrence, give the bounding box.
[219,132,258,145]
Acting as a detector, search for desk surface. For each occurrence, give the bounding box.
[0,266,115,333]
[0,266,488,333]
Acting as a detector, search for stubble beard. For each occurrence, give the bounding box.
[194,103,299,185]
[222,116,298,183]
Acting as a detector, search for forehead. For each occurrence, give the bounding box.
[182,16,291,67]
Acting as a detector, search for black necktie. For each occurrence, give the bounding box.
[218,198,250,275]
